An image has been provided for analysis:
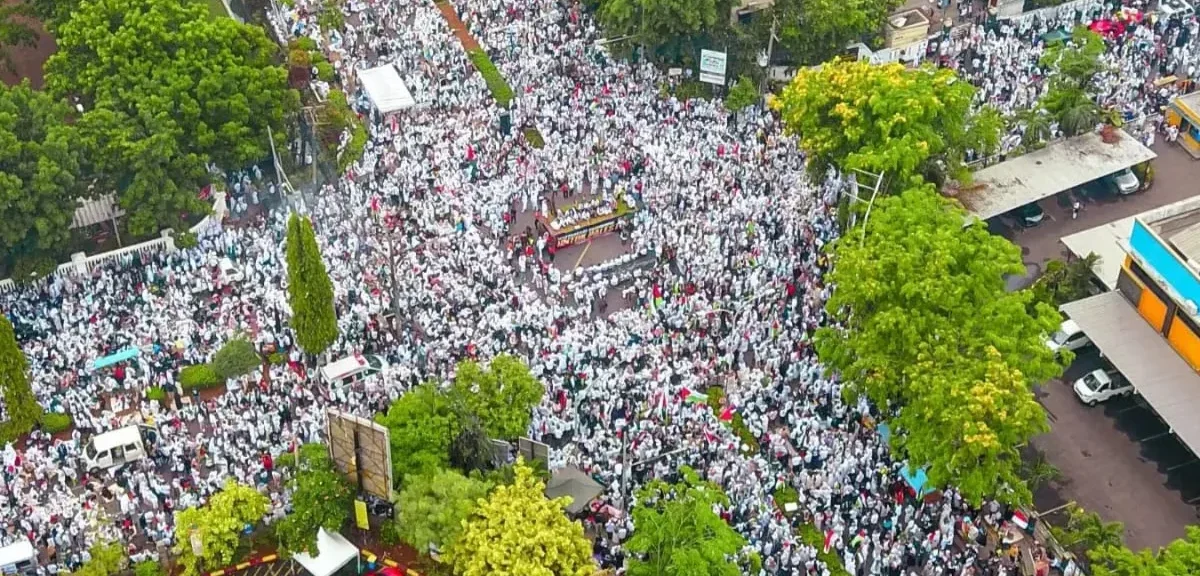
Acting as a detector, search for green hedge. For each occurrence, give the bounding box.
[41,412,72,434]
[146,386,166,401]
[523,127,545,148]
[468,49,514,107]
[180,364,222,391]
[774,485,799,511]
[703,386,758,455]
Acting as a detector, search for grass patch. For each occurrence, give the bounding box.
[523,127,545,148]
[468,49,514,107]
[799,524,852,576]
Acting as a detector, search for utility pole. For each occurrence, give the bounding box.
[759,16,777,98]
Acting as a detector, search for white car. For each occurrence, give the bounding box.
[1073,369,1132,406]
[1109,168,1140,195]
[1047,319,1091,354]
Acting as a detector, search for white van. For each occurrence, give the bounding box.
[218,257,243,283]
[0,538,36,576]
[319,354,387,387]
[1073,369,1133,406]
[84,425,155,473]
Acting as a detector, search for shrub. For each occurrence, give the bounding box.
[730,413,759,455]
[799,524,851,576]
[180,364,222,390]
[268,352,287,365]
[146,386,166,402]
[468,49,514,106]
[41,412,72,434]
[338,123,368,173]
[315,61,335,82]
[174,230,198,249]
[523,127,545,148]
[10,253,57,284]
[134,560,164,576]
[773,485,799,511]
[211,338,261,380]
[291,37,318,52]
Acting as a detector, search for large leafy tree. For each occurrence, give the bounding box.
[447,459,594,576]
[814,188,1064,505]
[375,383,463,483]
[595,0,734,57]
[45,0,299,235]
[773,60,1001,189]
[0,81,87,261]
[210,337,261,380]
[394,468,493,555]
[1038,27,1106,137]
[1091,526,1200,576]
[625,467,747,576]
[285,214,338,356]
[25,0,80,30]
[452,355,544,440]
[73,541,127,576]
[275,445,354,555]
[0,316,41,442]
[761,0,901,66]
[173,480,270,576]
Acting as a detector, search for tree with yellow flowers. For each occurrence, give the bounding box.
[447,459,594,576]
[773,60,1002,190]
[172,480,270,576]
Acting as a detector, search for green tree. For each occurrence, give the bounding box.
[0,4,36,74]
[394,468,493,555]
[1050,504,1125,553]
[72,541,126,576]
[285,213,338,356]
[0,316,41,442]
[172,480,270,576]
[447,459,594,576]
[1011,107,1054,150]
[774,60,1001,189]
[814,188,1064,505]
[1030,253,1100,307]
[210,337,261,380]
[625,467,748,576]
[376,383,463,482]
[0,80,87,261]
[595,0,733,57]
[45,0,299,235]
[762,0,902,66]
[275,445,354,555]
[724,76,758,113]
[25,0,81,29]
[1039,27,1106,137]
[450,414,496,474]
[452,355,544,440]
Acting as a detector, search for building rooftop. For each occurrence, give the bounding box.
[957,129,1157,221]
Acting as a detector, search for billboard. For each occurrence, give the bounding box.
[326,409,393,501]
[1129,219,1200,306]
[699,49,727,86]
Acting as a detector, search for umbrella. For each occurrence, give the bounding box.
[545,466,605,515]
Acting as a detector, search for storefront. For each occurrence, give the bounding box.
[1166,91,1200,158]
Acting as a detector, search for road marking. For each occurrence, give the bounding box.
[573,241,593,270]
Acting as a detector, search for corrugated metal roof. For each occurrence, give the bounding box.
[958,130,1157,221]
[71,195,125,229]
[1061,292,1200,454]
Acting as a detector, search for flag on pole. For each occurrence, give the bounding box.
[718,405,734,421]
[681,387,708,404]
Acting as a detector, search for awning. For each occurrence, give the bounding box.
[72,194,125,229]
[358,64,416,114]
[1061,292,1200,454]
[545,466,604,515]
[88,347,140,372]
[292,529,359,576]
[957,129,1156,221]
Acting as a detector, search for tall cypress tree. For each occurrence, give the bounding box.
[0,316,41,441]
[285,213,339,357]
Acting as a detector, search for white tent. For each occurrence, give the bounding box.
[293,529,359,576]
[358,64,416,114]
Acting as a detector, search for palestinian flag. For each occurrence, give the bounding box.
[1012,510,1030,532]
[718,405,734,421]
[681,387,708,404]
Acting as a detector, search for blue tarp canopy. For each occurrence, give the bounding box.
[876,423,931,496]
[88,347,139,371]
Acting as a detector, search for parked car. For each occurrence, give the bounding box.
[1008,203,1045,227]
[1046,319,1091,354]
[1073,368,1133,406]
[1106,168,1140,195]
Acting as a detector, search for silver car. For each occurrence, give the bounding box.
[1110,168,1140,195]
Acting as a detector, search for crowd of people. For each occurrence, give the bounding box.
[0,0,1190,574]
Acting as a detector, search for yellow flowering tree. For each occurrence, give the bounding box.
[172,480,270,576]
[447,460,594,576]
[773,60,1002,189]
[815,188,1064,506]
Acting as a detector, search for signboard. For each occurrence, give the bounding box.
[354,499,370,530]
[326,409,393,501]
[699,49,727,86]
[518,437,550,463]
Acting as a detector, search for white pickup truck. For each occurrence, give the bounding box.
[1073,369,1133,406]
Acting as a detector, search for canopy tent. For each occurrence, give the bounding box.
[545,466,605,515]
[88,347,140,372]
[293,529,359,576]
[358,64,416,115]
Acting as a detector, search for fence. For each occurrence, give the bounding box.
[0,192,227,295]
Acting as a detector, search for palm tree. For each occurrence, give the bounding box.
[1059,99,1101,137]
[0,4,37,75]
[1014,108,1053,149]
